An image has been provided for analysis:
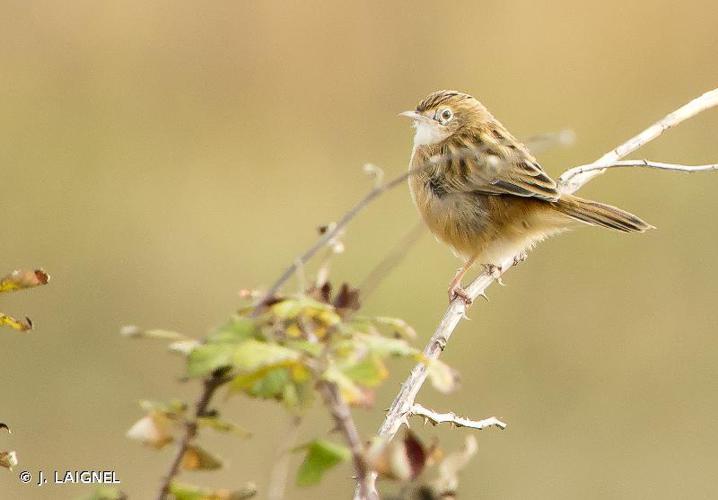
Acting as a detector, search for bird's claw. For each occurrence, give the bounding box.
[448,285,473,305]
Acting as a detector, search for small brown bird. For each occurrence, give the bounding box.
[401,90,651,303]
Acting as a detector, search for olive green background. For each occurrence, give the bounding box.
[1,1,717,498]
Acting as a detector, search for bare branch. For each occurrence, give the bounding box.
[410,403,507,431]
[560,159,718,182]
[559,88,718,193]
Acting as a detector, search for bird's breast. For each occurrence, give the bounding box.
[409,156,492,257]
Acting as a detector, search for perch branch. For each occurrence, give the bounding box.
[362,87,718,497]
[410,403,507,431]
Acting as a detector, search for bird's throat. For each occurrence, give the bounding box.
[412,121,449,147]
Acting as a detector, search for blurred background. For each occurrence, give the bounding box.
[1,1,717,498]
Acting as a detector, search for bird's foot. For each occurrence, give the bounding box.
[513,251,528,267]
[448,284,473,305]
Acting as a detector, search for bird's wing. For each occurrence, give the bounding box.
[441,130,560,201]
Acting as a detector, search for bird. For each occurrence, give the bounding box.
[400,90,652,303]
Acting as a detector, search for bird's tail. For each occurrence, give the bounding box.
[553,194,653,233]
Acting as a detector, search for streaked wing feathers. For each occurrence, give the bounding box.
[451,131,560,201]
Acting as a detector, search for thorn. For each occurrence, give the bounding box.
[478,293,489,302]
[513,251,528,267]
[482,263,503,280]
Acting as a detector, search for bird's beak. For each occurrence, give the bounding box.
[399,110,432,124]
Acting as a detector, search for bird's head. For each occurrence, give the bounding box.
[400,90,489,148]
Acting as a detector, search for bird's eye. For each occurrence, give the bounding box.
[438,108,453,124]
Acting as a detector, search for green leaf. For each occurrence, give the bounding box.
[355,316,417,340]
[295,440,350,486]
[231,367,314,409]
[354,333,417,358]
[197,416,251,438]
[284,340,322,358]
[187,343,235,377]
[206,317,259,344]
[341,356,388,388]
[271,297,342,330]
[231,367,290,399]
[233,339,300,373]
[322,366,369,406]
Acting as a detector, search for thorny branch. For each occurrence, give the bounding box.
[409,403,507,431]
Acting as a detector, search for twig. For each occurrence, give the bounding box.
[316,380,376,500]
[363,87,718,496]
[410,403,507,431]
[156,372,229,500]
[254,172,411,309]
[560,159,718,182]
[559,87,718,193]
[267,416,303,500]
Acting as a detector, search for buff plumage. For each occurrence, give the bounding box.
[402,90,651,302]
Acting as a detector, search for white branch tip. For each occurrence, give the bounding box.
[410,403,507,431]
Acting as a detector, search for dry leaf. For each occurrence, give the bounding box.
[125,412,174,449]
[0,270,49,293]
[0,451,18,470]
